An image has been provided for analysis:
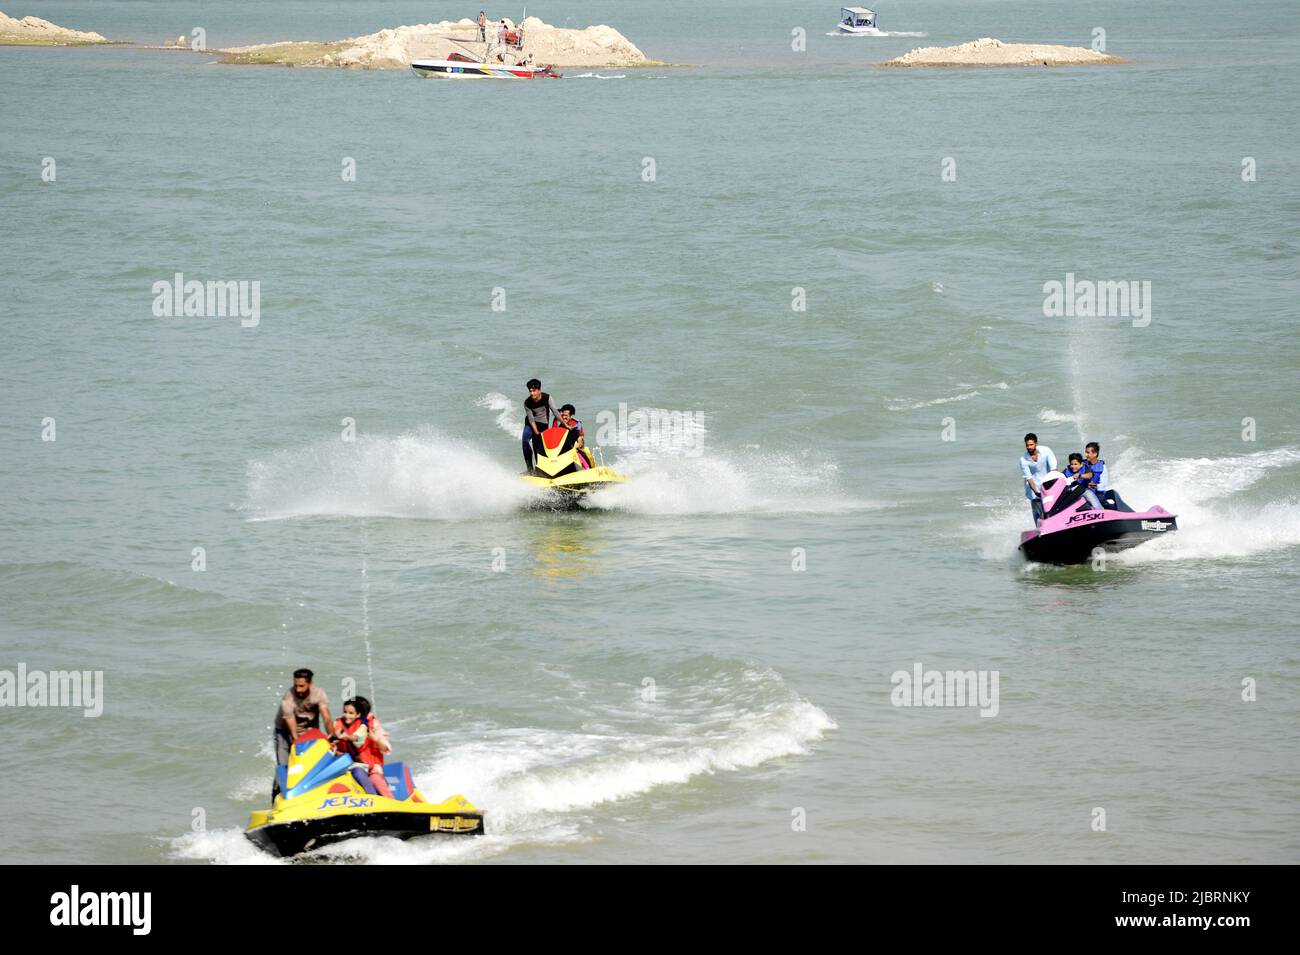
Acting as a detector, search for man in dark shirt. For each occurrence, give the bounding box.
[271,668,332,800]
[522,378,560,472]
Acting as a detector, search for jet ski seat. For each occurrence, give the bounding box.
[380,763,416,801]
[1102,490,1133,512]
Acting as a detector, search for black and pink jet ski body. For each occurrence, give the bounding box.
[1019,471,1177,564]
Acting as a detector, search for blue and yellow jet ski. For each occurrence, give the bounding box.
[246,730,484,857]
[521,424,626,501]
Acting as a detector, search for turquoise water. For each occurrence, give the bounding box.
[1,0,1298,864]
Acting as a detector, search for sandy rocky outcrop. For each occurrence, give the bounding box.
[882,37,1123,68]
[219,17,658,69]
[0,9,110,44]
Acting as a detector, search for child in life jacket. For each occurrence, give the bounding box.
[1063,453,1104,511]
[332,696,393,798]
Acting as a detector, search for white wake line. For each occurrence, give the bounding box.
[886,382,1009,411]
[823,31,928,38]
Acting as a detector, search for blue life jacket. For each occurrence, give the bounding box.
[1063,464,1091,490]
[1086,459,1106,490]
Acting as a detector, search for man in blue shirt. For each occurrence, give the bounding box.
[1083,441,1109,508]
[1019,432,1057,522]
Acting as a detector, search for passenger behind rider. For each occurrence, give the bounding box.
[332,697,393,798]
[554,404,591,469]
[1083,442,1110,507]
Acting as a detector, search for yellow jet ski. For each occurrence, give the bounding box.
[521,424,626,500]
[246,730,484,857]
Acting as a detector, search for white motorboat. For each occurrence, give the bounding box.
[837,6,882,35]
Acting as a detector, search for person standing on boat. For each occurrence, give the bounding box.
[477,10,486,42]
[522,378,560,473]
[1020,433,1057,523]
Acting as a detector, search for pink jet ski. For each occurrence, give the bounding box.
[1019,471,1177,564]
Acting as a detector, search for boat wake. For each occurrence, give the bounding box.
[243,399,874,520]
[586,448,869,515]
[243,429,534,521]
[824,31,928,38]
[886,382,1009,411]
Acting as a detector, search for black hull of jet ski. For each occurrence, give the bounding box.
[1019,516,1179,565]
[247,810,484,857]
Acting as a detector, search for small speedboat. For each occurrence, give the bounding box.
[837,6,882,35]
[411,52,560,79]
[1019,471,1177,564]
[521,424,626,502]
[246,730,484,857]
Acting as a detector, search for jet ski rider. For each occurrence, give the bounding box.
[1020,433,1057,523]
[555,404,591,469]
[522,378,560,473]
[332,697,393,798]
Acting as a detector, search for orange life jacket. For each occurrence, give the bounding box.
[332,715,386,770]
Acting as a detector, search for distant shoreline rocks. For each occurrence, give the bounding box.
[881,37,1124,68]
[0,9,112,45]
[217,17,664,69]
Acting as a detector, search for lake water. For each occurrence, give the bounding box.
[1,0,1297,864]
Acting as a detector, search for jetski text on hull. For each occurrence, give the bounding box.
[1019,470,1177,564]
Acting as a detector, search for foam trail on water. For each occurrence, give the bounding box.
[589,448,873,515]
[243,429,534,520]
[1039,408,1083,426]
[886,382,1008,411]
[477,392,520,436]
[824,31,928,37]
[1107,447,1300,564]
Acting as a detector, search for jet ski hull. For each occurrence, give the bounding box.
[247,809,484,857]
[1020,515,1178,564]
[521,465,625,495]
[1018,471,1177,564]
